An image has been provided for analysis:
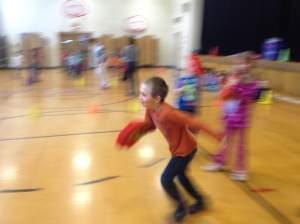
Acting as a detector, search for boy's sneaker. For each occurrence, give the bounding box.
[173,204,187,222]
[230,171,248,181]
[202,162,224,172]
[188,199,206,214]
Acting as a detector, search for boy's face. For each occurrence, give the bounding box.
[139,83,160,109]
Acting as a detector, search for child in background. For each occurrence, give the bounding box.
[106,49,125,80]
[93,42,109,89]
[67,51,76,77]
[75,49,84,77]
[121,37,138,96]
[187,50,204,78]
[203,53,259,181]
[62,49,69,73]
[174,70,200,115]
[11,50,23,78]
[27,48,42,84]
[173,51,204,114]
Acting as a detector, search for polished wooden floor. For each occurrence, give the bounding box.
[0,68,299,224]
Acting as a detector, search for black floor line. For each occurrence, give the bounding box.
[0,188,43,194]
[198,147,294,224]
[0,130,120,142]
[2,94,134,112]
[237,182,294,224]
[75,176,120,186]
[0,109,136,121]
[0,114,27,120]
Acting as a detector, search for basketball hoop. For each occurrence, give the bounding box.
[123,15,147,35]
[63,0,88,18]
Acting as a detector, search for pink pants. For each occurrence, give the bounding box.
[214,126,247,171]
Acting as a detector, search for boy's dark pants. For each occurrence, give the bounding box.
[161,149,202,206]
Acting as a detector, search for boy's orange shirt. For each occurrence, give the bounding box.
[143,103,221,157]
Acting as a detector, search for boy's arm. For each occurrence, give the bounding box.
[164,109,222,141]
[142,110,156,132]
[116,111,156,148]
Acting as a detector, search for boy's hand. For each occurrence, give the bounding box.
[116,129,142,149]
[116,121,150,149]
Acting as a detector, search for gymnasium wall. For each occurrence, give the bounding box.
[0,0,174,67]
[172,0,205,69]
[0,0,3,35]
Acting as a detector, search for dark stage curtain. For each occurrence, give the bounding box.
[200,0,300,60]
